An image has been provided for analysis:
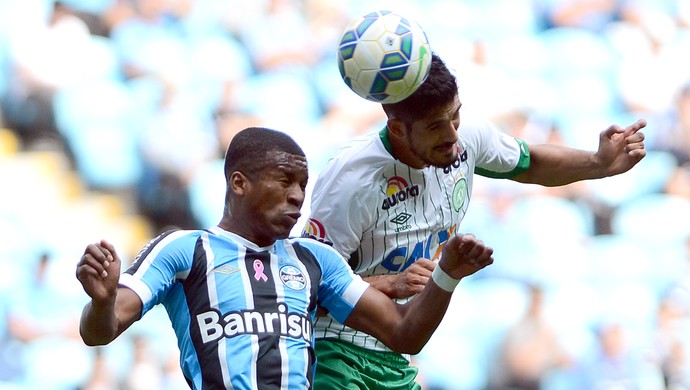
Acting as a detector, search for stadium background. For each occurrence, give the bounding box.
[1,0,690,389]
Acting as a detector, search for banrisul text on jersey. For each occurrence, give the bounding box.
[197,303,312,343]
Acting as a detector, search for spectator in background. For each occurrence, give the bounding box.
[654,84,690,165]
[575,320,665,389]
[134,81,214,232]
[491,284,572,390]
[665,163,690,199]
[238,0,318,73]
[0,1,95,156]
[7,252,81,343]
[80,348,118,390]
[121,336,163,390]
[103,0,192,80]
[647,293,690,390]
[6,251,90,388]
[540,0,621,32]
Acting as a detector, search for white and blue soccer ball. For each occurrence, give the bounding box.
[337,10,432,104]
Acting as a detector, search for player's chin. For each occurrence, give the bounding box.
[273,228,292,240]
[428,153,457,168]
[273,220,296,239]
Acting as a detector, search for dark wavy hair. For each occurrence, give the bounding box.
[382,53,458,124]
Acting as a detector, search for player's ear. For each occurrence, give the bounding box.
[387,117,406,138]
[229,171,249,196]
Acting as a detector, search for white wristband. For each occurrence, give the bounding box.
[432,265,460,292]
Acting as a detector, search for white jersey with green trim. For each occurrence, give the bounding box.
[303,120,530,353]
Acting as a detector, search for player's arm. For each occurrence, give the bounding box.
[512,119,647,186]
[76,239,142,346]
[363,258,436,299]
[344,234,493,354]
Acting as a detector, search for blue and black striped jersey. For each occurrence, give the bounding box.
[119,226,368,389]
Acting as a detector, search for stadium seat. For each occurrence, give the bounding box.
[57,0,114,14]
[417,277,530,390]
[610,193,690,243]
[483,195,594,285]
[65,122,143,189]
[187,159,226,229]
[53,79,144,189]
[0,128,19,155]
[502,194,595,239]
[234,70,323,128]
[20,338,94,390]
[542,281,600,359]
[585,150,679,208]
[0,151,73,231]
[536,28,621,146]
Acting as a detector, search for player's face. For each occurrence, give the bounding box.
[406,96,461,168]
[243,152,308,246]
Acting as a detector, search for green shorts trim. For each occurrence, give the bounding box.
[314,339,421,390]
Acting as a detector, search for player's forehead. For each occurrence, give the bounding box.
[261,151,308,175]
[417,96,461,125]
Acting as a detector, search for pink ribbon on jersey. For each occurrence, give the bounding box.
[253,259,268,282]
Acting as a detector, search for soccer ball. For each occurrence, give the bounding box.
[337,10,432,104]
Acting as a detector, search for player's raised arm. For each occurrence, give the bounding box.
[76,239,142,346]
[344,234,493,354]
[513,119,647,186]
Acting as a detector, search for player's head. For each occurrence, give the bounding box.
[382,53,462,169]
[222,127,308,245]
[382,53,458,125]
[223,127,306,180]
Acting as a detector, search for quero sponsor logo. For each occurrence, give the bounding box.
[196,303,311,343]
[382,176,419,210]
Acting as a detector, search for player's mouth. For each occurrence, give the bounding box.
[284,212,301,225]
[436,143,456,157]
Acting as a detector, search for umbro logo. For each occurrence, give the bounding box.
[213,264,240,275]
[391,213,412,232]
[390,213,412,225]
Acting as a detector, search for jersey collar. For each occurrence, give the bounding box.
[378,126,395,156]
[209,226,275,252]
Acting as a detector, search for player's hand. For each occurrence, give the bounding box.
[389,258,436,299]
[596,119,647,175]
[76,239,122,305]
[438,234,493,280]
[364,258,436,299]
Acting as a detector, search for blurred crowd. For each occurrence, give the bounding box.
[1,0,690,389]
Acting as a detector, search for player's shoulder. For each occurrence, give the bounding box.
[285,236,348,268]
[287,236,340,256]
[327,130,391,169]
[459,115,500,140]
[138,229,204,253]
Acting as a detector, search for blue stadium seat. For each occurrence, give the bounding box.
[417,277,530,390]
[484,195,595,285]
[537,28,621,145]
[20,338,94,390]
[53,79,144,189]
[610,193,690,243]
[187,159,226,229]
[585,150,679,208]
[57,0,114,14]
